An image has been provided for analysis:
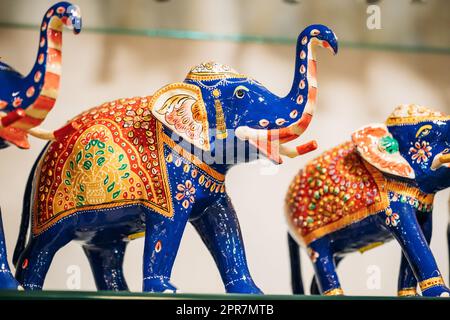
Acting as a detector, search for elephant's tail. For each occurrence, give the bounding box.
[13,142,49,267]
[288,232,305,294]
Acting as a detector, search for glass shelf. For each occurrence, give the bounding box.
[0,290,440,300]
[0,0,448,55]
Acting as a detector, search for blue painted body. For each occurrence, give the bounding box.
[12,25,338,292]
[0,1,81,290]
[0,210,20,289]
[289,113,450,297]
[0,1,81,149]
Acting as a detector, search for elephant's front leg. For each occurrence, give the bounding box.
[397,212,433,296]
[380,202,449,297]
[190,195,262,294]
[142,208,191,293]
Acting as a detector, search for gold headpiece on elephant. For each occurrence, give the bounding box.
[185,61,246,81]
[386,104,449,126]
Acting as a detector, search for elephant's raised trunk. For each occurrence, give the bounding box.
[11,2,81,133]
[235,25,338,163]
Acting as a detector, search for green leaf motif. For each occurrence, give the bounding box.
[104,175,109,185]
[85,152,93,159]
[98,141,105,149]
[69,161,74,170]
[76,202,83,207]
[112,190,121,199]
[91,140,97,146]
[97,157,106,167]
[66,171,72,179]
[121,172,130,179]
[95,150,105,156]
[64,180,71,186]
[84,143,91,151]
[76,151,82,164]
[77,195,85,202]
[80,184,85,192]
[119,164,127,171]
[119,154,124,162]
[108,146,114,153]
[83,160,92,170]
[107,182,115,193]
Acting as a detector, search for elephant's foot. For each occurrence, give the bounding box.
[397,287,418,297]
[143,276,177,293]
[0,269,20,290]
[225,277,263,294]
[421,285,450,297]
[420,277,450,297]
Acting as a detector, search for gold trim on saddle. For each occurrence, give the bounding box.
[162,133,225,182]
[300,161,390,246]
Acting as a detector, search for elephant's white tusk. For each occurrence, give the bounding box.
[27,127,56,140]
[431,153,450,170]
[235,126,267,142]
[279,145,299,158]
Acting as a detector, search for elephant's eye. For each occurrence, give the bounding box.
[235,90,245,99]
[233,85,249,99]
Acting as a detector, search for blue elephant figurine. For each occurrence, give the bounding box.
[0,1,82,290]
[0,1,82,149]
[286,104,450,297]
[13,25,338,292]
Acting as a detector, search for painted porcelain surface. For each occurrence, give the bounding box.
[12,25,338,292]
[0,1,81,290]
[286,104,450,297]
[0,1,81,149]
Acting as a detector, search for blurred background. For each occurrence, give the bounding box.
[0,0,449,295]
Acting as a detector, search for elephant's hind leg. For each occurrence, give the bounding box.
[308,238,343,296]
[288,233,304,295]
[190,195,262,294]
[15,231,70,290]
[82,241,129,291]
[310,256,343,295]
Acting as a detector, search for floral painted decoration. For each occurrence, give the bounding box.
[385,208,400,227]
[409,141,432,164]
[176,180,196,209]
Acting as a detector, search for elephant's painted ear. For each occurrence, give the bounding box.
[150,83,210,151]
[352,123,415,179]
